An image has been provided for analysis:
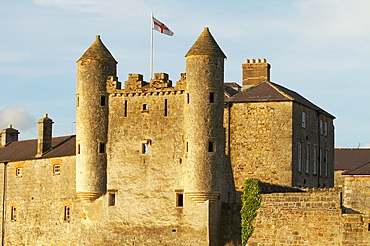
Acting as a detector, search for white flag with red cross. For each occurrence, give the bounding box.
[152,17,174,36]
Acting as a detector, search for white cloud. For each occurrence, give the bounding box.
[0,106,36,131]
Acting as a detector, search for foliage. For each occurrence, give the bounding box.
[240,178,261,245]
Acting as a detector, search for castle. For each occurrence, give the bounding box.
[0,27,368,245]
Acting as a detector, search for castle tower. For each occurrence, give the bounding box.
[184,27,226,245]
[76,35,117,201]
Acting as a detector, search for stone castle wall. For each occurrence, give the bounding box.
[248,189,343,245]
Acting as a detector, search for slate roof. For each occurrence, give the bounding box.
[334,148,370,171]
[185,27,226,58]
[78,35,117,62]
[226,81,335,118]
[343,162,370,175]
[0,135,76,162]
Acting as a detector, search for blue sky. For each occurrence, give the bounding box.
[1,0,370,148]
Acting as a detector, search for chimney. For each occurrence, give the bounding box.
[36,114,54,157]
[0,125,19,147]
[242,58,270,90]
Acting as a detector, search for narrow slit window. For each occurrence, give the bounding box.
[176,193,184,207]
[76,96,79,107]
[143,104,148,111]
[64,206,70,222]
[99,143,106,154]
[186,141,189,152]
[124,100,128,117]
[187,93,190,104]
[164,99,168,116]
[142,143,149,154]
[77,144,81,154]
[100,96,107,106]
[208,141,214,152]
[108,193,116,206]
[209,92,215,103]
[11,206,17,221]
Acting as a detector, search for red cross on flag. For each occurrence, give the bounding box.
[152,17,174,36]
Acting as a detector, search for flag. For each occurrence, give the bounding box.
[152,17,174,36]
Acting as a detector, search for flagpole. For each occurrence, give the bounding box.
[150,12,154,80]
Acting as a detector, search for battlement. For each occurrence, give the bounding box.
[124,72,186,91]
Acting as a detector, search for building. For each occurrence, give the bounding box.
[0,28,342,245]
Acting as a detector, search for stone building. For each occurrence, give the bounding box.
[0,27,348,245]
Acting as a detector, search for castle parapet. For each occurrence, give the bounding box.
[150,73,172,88]
[125,74,148,90]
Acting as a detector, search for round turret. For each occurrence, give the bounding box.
[184,27,226,202]
[76,35,117,201]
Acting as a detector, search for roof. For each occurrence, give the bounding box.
[185,27,226,58]
[0,135,76,162]
[335,148,370,170]
[78,35,117,62]
[224,84,239,98]
[343,162,370,175]
[226,81,335,118]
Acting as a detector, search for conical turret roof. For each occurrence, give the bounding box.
[78,35,117,62]
[185,27,226,58]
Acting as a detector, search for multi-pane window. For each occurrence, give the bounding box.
[313,146,317,175]
[53,165,61,175]
[325,150,329,177]
[16,167,23,177]
[302,112,307,128]
[320,148,323,176]
[324,121,328,136]
[64,206,70,222]
[320,120,323,135]
[305,144,310,173]
[298,142,302,172]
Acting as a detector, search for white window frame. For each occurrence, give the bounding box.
[16,167,23,177]
[53,164,60,175]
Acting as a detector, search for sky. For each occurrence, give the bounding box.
[1,0,370,148]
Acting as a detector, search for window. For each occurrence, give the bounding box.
[302,112,307,128]
[16,167,23,177]
[185,141,189,152]
[53,165,60,175]
[208,141,214,152]
[325,150,329,177]
[99,143,106,154]
[143,104,148,111]
[100,96,107,106]
[298,142,302,172]
[11,206,17,221]
[124,100,128,117]
[164,99,168,116]
[305,144,310,173]
[324,121,328,136]
[142,143,149,154]
[313,146,317,175]
[176,193,184,207]
[77,144,81,154]
[187,93,190,104]
[320,119,323,135]
[108,193,116,206]
[64,206,70,222]
[209,93,215,103]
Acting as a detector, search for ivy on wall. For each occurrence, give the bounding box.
[241,178,261,245]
